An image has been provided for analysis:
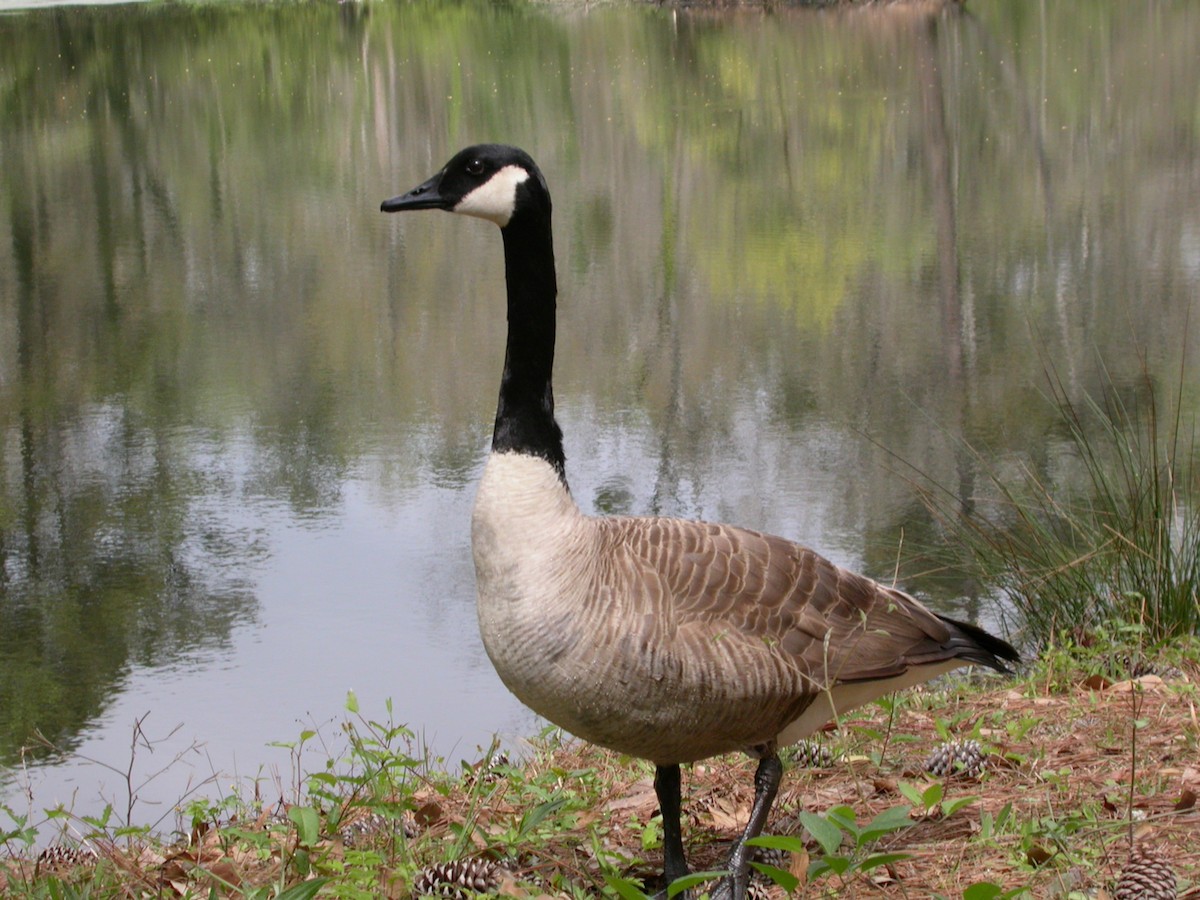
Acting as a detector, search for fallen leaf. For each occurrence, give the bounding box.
[872,777,898,795]
[1026,844,1054,866]
[189,820,210,846]
[605,780,657,813]
[1110,675,1165,693]
[705,797,747,832]
[413,800,444,827]
[206,860,241,887]
[497,873,527,896]
[790,847,809,887]
[1132,823,1156,841]
[1174,788,1197,811]
[1083,674,1112,691]
[159,852,196,882]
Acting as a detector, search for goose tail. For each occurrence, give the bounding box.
[938,614,1021,674]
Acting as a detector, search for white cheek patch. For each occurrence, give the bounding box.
[453,165,530,226]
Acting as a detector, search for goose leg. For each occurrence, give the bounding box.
[708,753,783,900]
[655,764,690,892]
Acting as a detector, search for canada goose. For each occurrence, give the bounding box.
[381,144,1019,899]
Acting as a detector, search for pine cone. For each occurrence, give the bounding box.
[751,843,789,872]
[1114,845,1177,900]
[1114,654,1183,681]
[693,874,775,899]
[339,807,417,847]
[412,858,504,898]
[465,750,511,788]
[789,739,833,768]
[35,843,97,874]
[486,750,510,771]
[1113,652,1180,681]
[341,811,386,848]
[924,739,986,779]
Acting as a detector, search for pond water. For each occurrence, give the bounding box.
[1,0,1197,834]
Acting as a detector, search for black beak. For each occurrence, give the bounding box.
[380,173,447,213]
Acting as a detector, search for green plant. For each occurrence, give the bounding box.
[1,804,39,854]
[897,781,979,820]
[922,358,1199,644]
[793,803,914,888]
[955,882,1032,899]
[978,801,1015,843]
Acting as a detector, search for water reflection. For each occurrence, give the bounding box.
[1,0,1197,824]
[0,402,262,764]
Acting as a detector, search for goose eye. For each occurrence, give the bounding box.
[465,159,485,176]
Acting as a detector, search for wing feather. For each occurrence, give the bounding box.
[598,515,969,690]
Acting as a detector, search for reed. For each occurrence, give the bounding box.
[923,359,1199,645]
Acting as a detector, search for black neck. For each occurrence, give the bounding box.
[492,213,567,482]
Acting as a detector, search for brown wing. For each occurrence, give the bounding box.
[599,514,967,690]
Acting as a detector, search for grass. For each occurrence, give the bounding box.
[2,630,1197,898]
[917,358,1200,645]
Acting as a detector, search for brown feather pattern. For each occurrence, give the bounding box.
[471,452,1009,766]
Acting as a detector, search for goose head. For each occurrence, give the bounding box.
[380,144,550,228]
[381,144,564,478]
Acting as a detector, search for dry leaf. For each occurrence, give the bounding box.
[605,780,657,813]
[575,810,601,829]
[705,797,747,832]
[872,777,898,795]
[1110,675,1165,693]
[1176,787,1198,811]
[159,852,196,882]
[790,847,809,887]
[206,860,242,887]
[1083,674,1112,691]
[189,820,210,846]
[413,800,444,827]
[1026,844,1054,866]
[1130,823,1157,842]
[497,873,526,896]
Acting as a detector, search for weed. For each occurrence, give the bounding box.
[918,358,1199,645]
[2,643,1197,898]
[795,803,914,886]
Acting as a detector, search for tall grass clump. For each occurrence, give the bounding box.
[925,360,1199,645]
